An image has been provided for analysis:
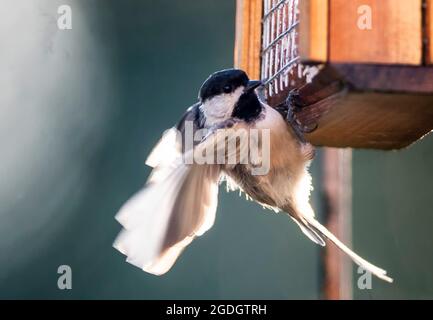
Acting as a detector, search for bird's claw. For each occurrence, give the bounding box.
[285,89,318,137]
[300,122,318,134]
[286,89,302,124]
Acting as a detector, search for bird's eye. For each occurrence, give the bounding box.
[223,85,232,93]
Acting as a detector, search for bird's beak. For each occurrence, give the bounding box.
[245,80,263,92]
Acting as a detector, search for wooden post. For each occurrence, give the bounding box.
[234,0,263,79]
[299,0,329,62]
[322,148,353,300]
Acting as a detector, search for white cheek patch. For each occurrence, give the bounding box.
[200,86,244,126]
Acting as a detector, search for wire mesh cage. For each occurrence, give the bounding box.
[261,0,319,104]
[262,0,299,97]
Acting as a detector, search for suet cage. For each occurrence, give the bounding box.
[235,0,433,299]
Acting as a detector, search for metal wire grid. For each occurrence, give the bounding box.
[261,0,300,97]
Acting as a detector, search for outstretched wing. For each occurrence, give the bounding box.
[114,161,220,275]
[113,113,246,275]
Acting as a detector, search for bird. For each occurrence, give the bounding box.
[113,68,393,283]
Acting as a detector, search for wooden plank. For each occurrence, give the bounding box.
[234,0,263,79]
[299,0,329,62]
[303,92,433,149]
[280,65,433,150]
[428,0,433,64]
[330,0,422,65]
[332,64,433,93]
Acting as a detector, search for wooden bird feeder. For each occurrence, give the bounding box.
[235,0,433,150]
[234,0,433,300]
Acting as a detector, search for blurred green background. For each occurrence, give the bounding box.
[353,138,433,299]
[0,0,320,299]
[0,0,431,299]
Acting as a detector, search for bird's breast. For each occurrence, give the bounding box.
[224,104,311,208]
[253,105,305,171]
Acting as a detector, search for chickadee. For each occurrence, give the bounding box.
[113,69,392,283]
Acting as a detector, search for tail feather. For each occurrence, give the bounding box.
[293,213,393,283]
[291,217,326,247]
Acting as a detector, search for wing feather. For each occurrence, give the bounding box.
[114,118,250,275]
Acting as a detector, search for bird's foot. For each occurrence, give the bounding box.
[285,89,318,141]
